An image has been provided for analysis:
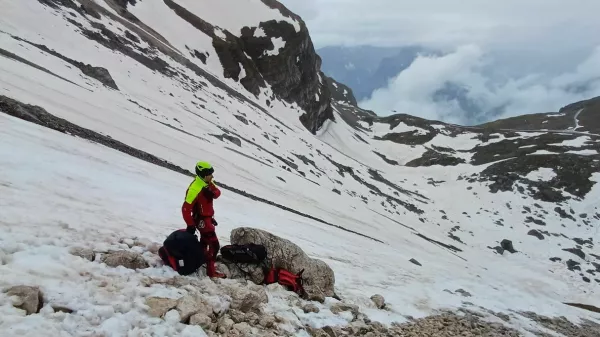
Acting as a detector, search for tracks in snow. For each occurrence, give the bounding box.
[573,108,584,131]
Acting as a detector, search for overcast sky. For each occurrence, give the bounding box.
[280,0,600,123]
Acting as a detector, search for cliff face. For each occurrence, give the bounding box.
[325,75,358,106]
[239,17,333,134]
[162,0,333,134]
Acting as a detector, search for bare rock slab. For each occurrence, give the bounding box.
[5,285,43,315]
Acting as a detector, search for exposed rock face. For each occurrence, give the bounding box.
[69,246,95,261]
[563,247,585,260]
[409,258,422,266]
[476,96,600,135]
[500,239,517,253]
[325,75,358,106]
[406,149,466,167]
[370,294,385,309]
[560,96,600,135]
[4,285,44,315]
[303,303,320,313]
[527,229,545,240]
[145,297,178,318]
[331,302,360,321]
[229,285,268,313]
[162,0,333,134]
[100,250,149,269]
[230,227,335,301]
[480,154,600,202]
[176,294,213,323]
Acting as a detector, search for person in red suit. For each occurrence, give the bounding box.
[181,161,225,278]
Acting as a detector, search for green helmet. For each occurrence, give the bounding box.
[195,161,214,177]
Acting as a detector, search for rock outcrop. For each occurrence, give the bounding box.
[405,149,466,167]
[370,294,386,309]
[500,239,517,254]
[325,75,358,106]
[176,294,214,323]
[527,229,545,240]
[4,285,44,315]
[69,246,95,261]
[230,227,335,301]
[145,297,178,318]
[100,250,149,269]
[162,0,333,134]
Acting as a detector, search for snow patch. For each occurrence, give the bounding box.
[549,136,592,147]
[214,28,227,40]
[254,27,267,38]
[525,168,557,182]
[238,63,246,80]
[566,149,598,155]
[530,150,558,155]
[265,37,286,56]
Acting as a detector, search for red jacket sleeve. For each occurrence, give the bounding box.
[182,201,195,227]
[209,183,221,199]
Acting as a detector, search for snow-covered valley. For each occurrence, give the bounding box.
[1,0,599,336]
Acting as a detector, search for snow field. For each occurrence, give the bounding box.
[3,114,599,337]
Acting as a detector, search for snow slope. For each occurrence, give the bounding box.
[1,0,599,335]
[2,103,598,337]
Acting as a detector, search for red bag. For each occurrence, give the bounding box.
[264,267,305,295]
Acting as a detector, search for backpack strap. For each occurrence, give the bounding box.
[159,246,178,271]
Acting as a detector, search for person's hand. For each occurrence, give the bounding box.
[203,187,215,198]
[212,217,218,226]
[186,225,196,234]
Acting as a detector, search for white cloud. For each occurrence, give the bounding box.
[281,0,600,123]
[359,45,600,125]
[282,0,600,51]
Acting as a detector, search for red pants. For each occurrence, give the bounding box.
[199,217,220,277]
